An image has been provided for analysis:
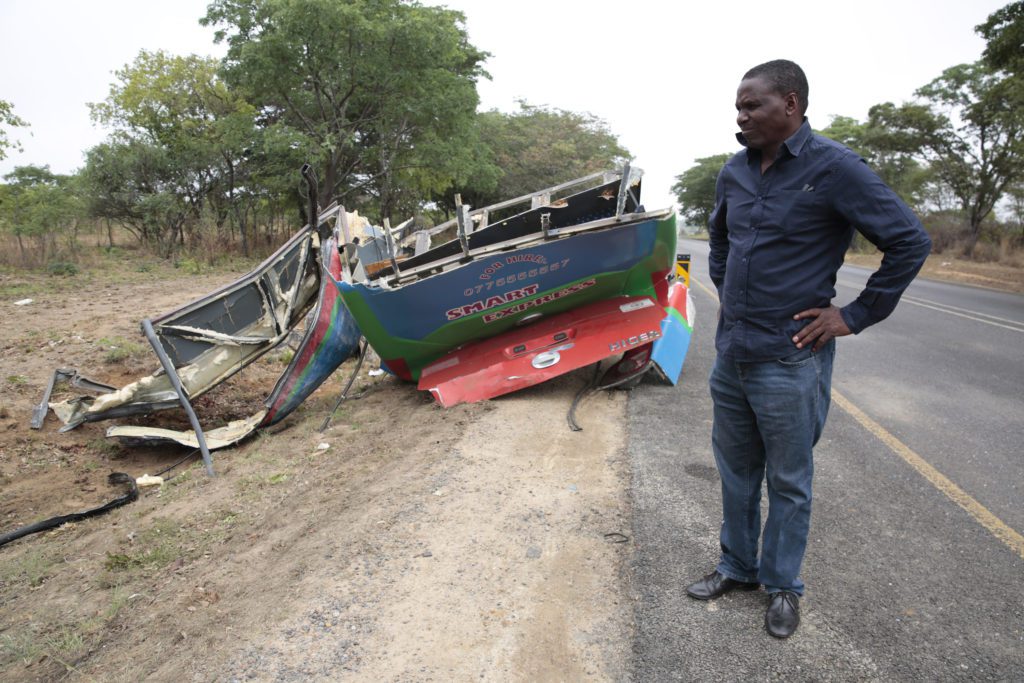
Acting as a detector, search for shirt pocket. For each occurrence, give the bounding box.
[777,190,828,231]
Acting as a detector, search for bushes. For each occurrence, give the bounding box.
[919,211,1022,264]
[45,261,78,276]
[921,211,967,255]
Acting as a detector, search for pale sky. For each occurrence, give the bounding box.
[0,0,1009,212]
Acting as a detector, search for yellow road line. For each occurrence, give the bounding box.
[831,390,1024,560]
[691,276,718,301]
[688,274,1024,560]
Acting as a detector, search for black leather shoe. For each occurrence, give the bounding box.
[765,591,800,638]
[686,571,760,600]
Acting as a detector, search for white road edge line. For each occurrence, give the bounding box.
[902,295,1024,326]
[899,298,1024,333]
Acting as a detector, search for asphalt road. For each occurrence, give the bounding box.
[626,238,1024,681]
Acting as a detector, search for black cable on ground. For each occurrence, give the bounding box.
[567,363,603,432]
[0,473,139,549]
[595,360,654,392]
[567,360,654,432]
[154,448,201,479]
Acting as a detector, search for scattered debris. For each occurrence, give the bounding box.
[40,189,362,458]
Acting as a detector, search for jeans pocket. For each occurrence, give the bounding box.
[777,347,814,367]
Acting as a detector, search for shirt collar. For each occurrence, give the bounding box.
[736,118,812,158]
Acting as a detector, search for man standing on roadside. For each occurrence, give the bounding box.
[685,59,931,638]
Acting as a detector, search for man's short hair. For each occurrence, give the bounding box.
[743,59,809,114]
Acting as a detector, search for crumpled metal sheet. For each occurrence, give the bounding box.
[47,221,322,428]
[105,410,268,449]
[44,206,364,450]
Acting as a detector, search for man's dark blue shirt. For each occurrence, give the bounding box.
[709,119,931,362]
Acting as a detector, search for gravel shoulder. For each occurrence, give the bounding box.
[0,264,633,681]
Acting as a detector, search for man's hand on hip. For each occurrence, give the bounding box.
[792,305,851,351]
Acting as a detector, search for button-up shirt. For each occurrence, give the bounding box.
[709,119,931,362]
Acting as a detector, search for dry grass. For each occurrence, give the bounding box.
[844,251,1024,293]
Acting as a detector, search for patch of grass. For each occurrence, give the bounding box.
[221,513,239,526]
[6,374,28,385]
[103,518,183,574]
[44,626,86,661]
[164,469,192,489]
[0,590,130,671]
[79,587,131,635]
[2,548,57,587]
[175,257,203,275]
[196,508,246,546]
[97,335,147,364]
[156,469,194,502]
[0,631,43,667]
[103,587,131,622]
[46,261,79,277]
[0,282,45,299]
[87,436,122,458]
[234,468,293,498]
[234,474,261,496]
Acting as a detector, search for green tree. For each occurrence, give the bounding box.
[977,1,1024,76]
[485,102,629,199]
[444,101,629,214]
[0,99,28,161]
[202,0,489,221]
[1006,180,1024,238]
[0,166,83,265]
[816,115,869,154]
[817,115,932,211]
[88,50,262,254]
[867,61,1024,255]
[81,141,190,257]
[671,154,731,232]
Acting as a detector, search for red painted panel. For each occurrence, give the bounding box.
[419,295,667,407]
[667,278,688,321]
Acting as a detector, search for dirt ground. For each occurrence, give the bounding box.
[0,262,633,681]
[2,251,1019,681]
[843,251,1024,292]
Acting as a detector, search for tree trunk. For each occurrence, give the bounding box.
[237,205,249,258]
[962,210,982,258]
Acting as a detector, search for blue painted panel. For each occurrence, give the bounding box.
[651,308,692,386]
[341,219,659,340]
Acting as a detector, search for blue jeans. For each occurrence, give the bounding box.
[709,340,834,596]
